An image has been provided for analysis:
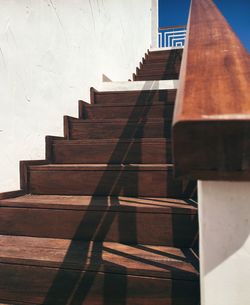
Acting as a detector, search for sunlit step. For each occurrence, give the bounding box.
[97,80,179,92]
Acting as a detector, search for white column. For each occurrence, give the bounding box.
[151,0,158,48]
[198,181,250,305]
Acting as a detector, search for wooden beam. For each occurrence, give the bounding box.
[173,0,250,180]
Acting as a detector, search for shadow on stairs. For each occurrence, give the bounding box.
[0,48,200,305]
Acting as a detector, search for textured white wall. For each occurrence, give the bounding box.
[0,0,152,192]
[199,181,250,305]
[151,0,158,48]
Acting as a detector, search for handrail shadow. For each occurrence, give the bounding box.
[42,53,198,305]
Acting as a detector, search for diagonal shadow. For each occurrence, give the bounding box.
[42,82,169,304]
[152,48,182,80]
[42,50,197,305]
[162,48,183,80]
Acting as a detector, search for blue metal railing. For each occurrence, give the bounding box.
[158,25,187,48]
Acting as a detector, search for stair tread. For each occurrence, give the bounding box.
[0,195,197,214]
[136,73,179,77]
[84,102,169,107]
[52,138,171,144]
[97,80,178,92]
[94,88,176,93]
[0,235,199,280]
[71,118,171,123]
[148,49,183,54]
[136,72,179,74]
[29,163,174,171]
[134,74,178,77]
[92,90,176,105]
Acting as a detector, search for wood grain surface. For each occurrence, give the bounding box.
[51,139,173,164]
[28,164,184,197]
[0,195,197,246]
[0,235,199,304]
[173,0,250,180]
[0,45,199,304]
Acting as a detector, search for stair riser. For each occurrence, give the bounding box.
[148,49,183,55]
[29,169,183,197]
[83,104,174,120]
[143,61,181,67]
[136,68,180,76]
[146,51,183,60]
[52,142,172,164]
[139,63,181,72]
[93,90,176,105]
[68,121,172,140]
[0,207,197,246]
[0,263,199,305]
[144,55,182,62]
[144,54,182,63]
[137,67,181,76]
[134,75,179,81]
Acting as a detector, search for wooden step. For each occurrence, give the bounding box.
[144,57,181,64]
[92,89,176,105]
[140,62,181,71]
[141,56,181,66]
[27,164,184,197]
[52,138,172,164]
[137,69,181,77]
[68,118,172,140]
[146,49,183,60]
[97,80,178,93]
[144,58,182,65]
[143,57,182,65]
[81,103,174,120]
[134,74,179,81]
[0,195,198,246]
[0,235,199,305]
[137,66,181,75]
[148,49,183,56]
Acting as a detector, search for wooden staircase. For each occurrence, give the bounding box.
[0,48,200,304]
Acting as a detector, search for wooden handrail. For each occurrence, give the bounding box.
[173,0,250,180]
[159,25,186,31]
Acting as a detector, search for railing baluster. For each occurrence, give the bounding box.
[158,32,163,48]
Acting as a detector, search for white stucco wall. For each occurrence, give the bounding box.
[151,0,158,48]
[0,0,153,192]
[199,181,250,305]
